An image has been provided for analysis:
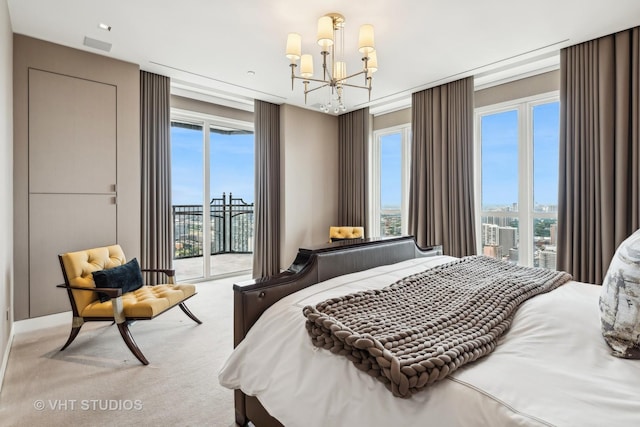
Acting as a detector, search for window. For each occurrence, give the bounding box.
[475,94,559,269]
[371,125,410,237]
[171,113,254,281]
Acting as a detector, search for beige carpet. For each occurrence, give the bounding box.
[0,274,250,427]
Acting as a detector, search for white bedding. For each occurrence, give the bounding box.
[219,256,640,427]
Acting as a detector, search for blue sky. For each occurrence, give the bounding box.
[171,126,254,205]
[172,125,406,209]
[380,133,402,208]
[172,101,559,209]
[532,102,560,207]
[481,101,559,208]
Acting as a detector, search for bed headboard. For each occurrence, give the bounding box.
[233,235,442,347]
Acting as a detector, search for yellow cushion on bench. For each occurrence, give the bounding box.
[81,284,196,318]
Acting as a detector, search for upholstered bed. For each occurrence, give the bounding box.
[219,236,640,427]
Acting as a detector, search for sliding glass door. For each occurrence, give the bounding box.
[209,128,254,277]
[171,122,205,279]
[171,117,254,281]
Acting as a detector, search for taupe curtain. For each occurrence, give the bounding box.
[252,100,281,278]
[338,107,369,232]
[140,71,172,284]
[557,27,640,284]
[409,77,476,257]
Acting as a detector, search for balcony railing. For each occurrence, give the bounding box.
[173,193,254,259]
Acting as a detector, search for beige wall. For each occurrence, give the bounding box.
[475,70,560,107]
[373,108,411,131]
[13,35,140,320]
[371,71,560,130]
[171,95,253,123]
[279,105,339,269]
[0,0,13,388]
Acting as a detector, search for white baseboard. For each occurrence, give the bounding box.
[0,322,15,393]
[13,311,71,334]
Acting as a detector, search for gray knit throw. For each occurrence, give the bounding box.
[303,256,572,397]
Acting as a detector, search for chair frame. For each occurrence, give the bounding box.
[57,256,202,365]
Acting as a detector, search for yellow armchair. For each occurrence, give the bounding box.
[57,244,201,365]
[329,226,365,242]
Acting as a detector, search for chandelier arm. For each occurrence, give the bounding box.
[321,51,330,81]
[323,65,334,82]
[293,76,333,85]
[362,56,369,86]
[335,69,367,84]
[304,83,330,94]
[340,82,371,90]
[290,63,297,91]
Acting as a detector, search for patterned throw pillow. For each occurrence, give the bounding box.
[600,229,640,359]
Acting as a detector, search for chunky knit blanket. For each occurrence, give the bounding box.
[303,256,572,397]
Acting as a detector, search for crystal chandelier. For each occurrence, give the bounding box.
[285,13,378,114]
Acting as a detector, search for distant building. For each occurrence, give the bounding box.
[550,223,557,245]
[498,226,517,257]
[540,245,557,270]
[380,210,401,236]
[483,216,514,227]
[483,245,502,259]
[509,247,519,262]
[482,223,499,246]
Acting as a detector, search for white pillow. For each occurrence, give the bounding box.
[600,229,640,359]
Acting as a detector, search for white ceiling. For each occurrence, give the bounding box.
[7,0,640,115]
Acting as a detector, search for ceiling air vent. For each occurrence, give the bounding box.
[83,36,112,52]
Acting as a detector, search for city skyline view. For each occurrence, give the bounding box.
[170,122,256,278]
[480,100,560,270]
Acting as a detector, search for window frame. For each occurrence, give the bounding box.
[370,124,411,237]
[474,91,559,267]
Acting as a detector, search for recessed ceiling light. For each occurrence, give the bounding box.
[247,71,255,76]
[98,23,112,31]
